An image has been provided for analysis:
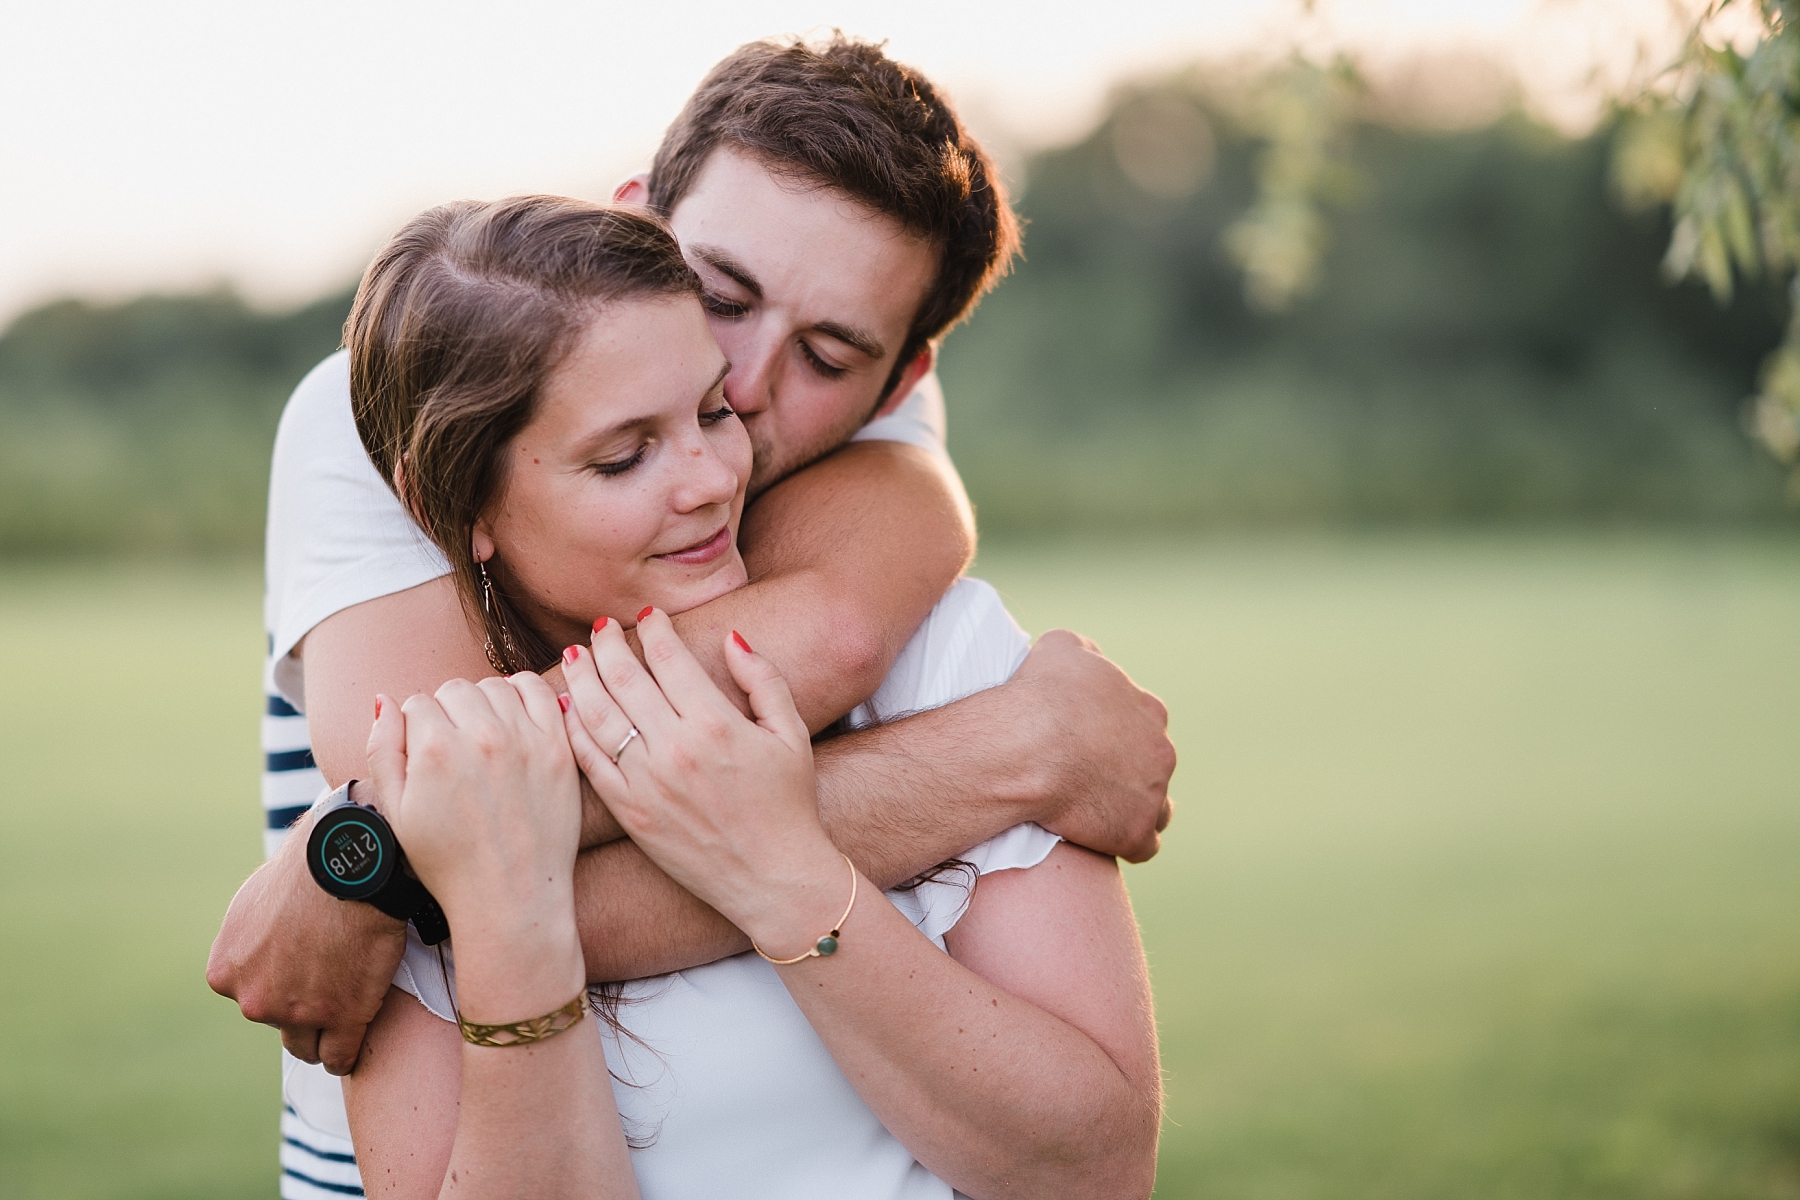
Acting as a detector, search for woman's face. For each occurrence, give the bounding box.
[475,294,751,648]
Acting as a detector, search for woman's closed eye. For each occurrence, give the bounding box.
[699,404,737,426]
[593,443,649,477]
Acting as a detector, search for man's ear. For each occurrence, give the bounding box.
[613,173,651,205]
[392,457,426,528]
[875,345,936,418]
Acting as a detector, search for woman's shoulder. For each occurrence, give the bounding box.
[851,577,1030,727]
[887,823,1062,947]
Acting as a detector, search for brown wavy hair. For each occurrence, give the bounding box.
[346,195,701,672]
[646,33,1021,401]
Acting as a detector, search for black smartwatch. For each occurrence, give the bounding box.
[305,781,450,945]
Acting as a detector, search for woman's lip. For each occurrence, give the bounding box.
[654,525,731,565]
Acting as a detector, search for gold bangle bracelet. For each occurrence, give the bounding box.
[752,854,859,966]
[457,991,587,1047]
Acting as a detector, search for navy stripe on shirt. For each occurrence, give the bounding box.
[281,1165,365,1196]
[283,1135,357,1165]
[267,805,311,830]
[266,748,317,773]
[268,694,302,718]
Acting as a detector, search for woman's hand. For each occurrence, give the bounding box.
[558,611,845,960]
[365,672,585,1021]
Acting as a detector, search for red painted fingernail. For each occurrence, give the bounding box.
[732,630,753,654]
[558,694,571,712]
[637,606,654,622]
[563,645,579,663]
[374,698,383,719]
[593,616,609,632]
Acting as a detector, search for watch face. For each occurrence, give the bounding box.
[307,802,397,900]
[321,819,383,888]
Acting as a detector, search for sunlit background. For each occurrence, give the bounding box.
[3,1,1797,1197]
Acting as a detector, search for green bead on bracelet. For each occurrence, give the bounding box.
[752,855,857,966]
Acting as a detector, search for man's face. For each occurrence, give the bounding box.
[659,148,939,495]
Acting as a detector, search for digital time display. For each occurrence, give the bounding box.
[322,819,383,885]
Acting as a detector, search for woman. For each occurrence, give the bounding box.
[339,195,1160,1199]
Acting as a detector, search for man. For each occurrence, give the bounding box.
[209,35,1175,1200]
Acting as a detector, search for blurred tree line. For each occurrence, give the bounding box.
[0,61,1793,553]
[940,68,1791,531]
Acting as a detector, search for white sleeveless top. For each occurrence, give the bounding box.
[287,577,1061,1199]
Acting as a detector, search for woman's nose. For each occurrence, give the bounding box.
[671,432,743,513]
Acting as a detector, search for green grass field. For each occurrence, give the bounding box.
[2,534,1797,1199]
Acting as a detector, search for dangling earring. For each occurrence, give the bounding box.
[477,558,516,674]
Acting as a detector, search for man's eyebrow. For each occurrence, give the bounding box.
[691,244,885,361]
[813,320,885,361]
[691,245,762,299]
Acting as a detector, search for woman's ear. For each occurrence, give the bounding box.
[472,526,496,565]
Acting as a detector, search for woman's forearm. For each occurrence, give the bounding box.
[347,965,639,1200]
[766,848,1161,1200]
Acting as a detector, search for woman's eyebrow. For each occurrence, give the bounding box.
[568,363,731,459]
[567,416,654,460]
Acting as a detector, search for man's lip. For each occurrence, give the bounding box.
[654,525,731,564]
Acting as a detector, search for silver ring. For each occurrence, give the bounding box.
[611,727,640,763]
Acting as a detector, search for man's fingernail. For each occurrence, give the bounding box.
[563,645,580,664]
[732,630,753,654]
[558,694,571,713]
[374,698,382,719]
[637,606,654,622]
[593,616,609,633]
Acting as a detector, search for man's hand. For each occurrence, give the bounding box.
[205,798,409,1075]
[1011,630,1176,863]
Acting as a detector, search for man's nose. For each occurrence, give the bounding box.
[722,337,779,417]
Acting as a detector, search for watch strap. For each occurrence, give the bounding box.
[372,874,451,945]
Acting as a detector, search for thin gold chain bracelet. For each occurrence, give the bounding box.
[753,854,859,966]
[457,991,587,1047]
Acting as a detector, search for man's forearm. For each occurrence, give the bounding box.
[578,686,1049,981]
[812,686,1047,883]
[672,440,973,732]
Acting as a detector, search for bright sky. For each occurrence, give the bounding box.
[0,0,1694,325]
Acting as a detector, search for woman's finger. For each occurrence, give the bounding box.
[364,694,406,817]
[585,615,678,746]
[431,676,501,731]
[397,692,458,764]
[503,670,567,737]
[473,674,531,732]
[723,629,811,755]
[561,635,637,763]
[561,695,629,805]
[633,607,742,721]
